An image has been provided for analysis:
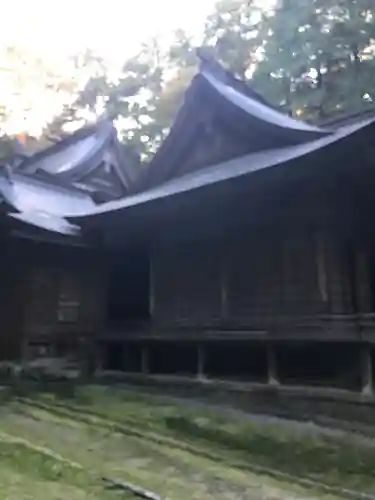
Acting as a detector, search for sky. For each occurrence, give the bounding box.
[0,0,217,135]
[1,0,217,66]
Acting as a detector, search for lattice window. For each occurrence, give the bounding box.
[57,272,81,324]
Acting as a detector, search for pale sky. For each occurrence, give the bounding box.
[1,0,216,65]
[0,0,278,136]
[0,0,217,135]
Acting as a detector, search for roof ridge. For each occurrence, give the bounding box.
[17,119,113,173]
[196,48,279,109]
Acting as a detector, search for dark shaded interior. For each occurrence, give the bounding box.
[102,342,143,372]
[107,251,150,325]
[123,343,143,372]
[276,342,361,390]
[99,340,375,391]
[149,342,198,375]
[368,247,375,312]
[102,342,124,371]
[204,341,268,381]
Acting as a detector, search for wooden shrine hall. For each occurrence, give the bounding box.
[1,55,375,394]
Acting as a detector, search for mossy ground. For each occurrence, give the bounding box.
[0,382,365,499]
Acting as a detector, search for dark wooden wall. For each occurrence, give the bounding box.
[152,241,222,328]
[150,221,375,341]
[22,264,107,339]
[0,238,108,360]
[0,247,27,360]
[146,138,375,343]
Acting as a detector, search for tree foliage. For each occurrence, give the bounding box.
[203,0,265,78]
[42,0,375,161]
[206,0,375,120]
[44,33,198,160]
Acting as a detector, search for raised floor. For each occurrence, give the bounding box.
[97,339,375,396]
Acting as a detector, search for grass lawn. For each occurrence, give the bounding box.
[0,438,132,500]
[0,382,367,499]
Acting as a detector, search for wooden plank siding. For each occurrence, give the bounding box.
[152,241,222,328]
[0,243,27,360]
[226,233,284,327]
[22,265,107,341]
[150,224,375,341]
[0,239,108,360]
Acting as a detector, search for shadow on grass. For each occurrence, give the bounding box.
[3,375,375,493]
[164,415,375,490]
[0,377,83,403]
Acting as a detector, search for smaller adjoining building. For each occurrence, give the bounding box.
[0,120,139,363]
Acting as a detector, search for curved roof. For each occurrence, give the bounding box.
[19,121,113,177]
[68,116,375,220]
[0,170,95,235]
[202,72,325,134]
[17,120,141,199]
[0,171,95,216]
[139,55,330,190]
[4,55,373,239]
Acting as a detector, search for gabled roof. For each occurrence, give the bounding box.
[137,53,331,190]
[5,111,371,236]
[0,168,95,235]
[0,119,143,238]
[5,56,375,239]
[17,120,140,200]
[68,115,375,221]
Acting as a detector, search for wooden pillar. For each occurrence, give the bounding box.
[197,344,206,380]
[356,247,373,314]
[221,244,229,320]
[149,255,155,318]
[314,233,328,303]
[94,343,103,372]
[221,269,228,320]
[141,345,149,375]
[267,343,279,386]
[360,344,373,396]
[85,337,97,377]
[324,235,351,315]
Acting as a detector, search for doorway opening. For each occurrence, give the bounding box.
[107,250,151,326]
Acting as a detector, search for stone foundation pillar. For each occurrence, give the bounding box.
[141,345,149,375]
[360,344,373,396]
[267,343,279,386]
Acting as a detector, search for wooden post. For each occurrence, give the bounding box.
[356,247,373,314]
[360,344,373,396]
[314,233,328,303]
[197,344,206,380]
[221,269,228,320]
[267,343,279,386]
[20,339,29,365]
[221,245,229,320]
[141,345,149,375]
[94,343,102,373]
[149,256,155,318]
